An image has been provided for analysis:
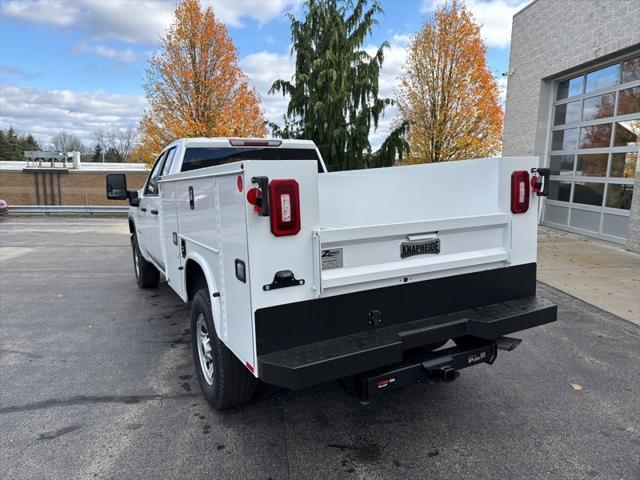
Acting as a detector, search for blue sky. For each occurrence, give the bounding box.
[0,0,530,149]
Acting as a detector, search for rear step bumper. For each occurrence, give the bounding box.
[258,296,556,390]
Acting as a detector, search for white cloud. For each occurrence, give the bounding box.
[421,0,530,48]
[80,1,173,44]
[0,0,171,43]
[73,42,136,63]
[391,33,412,48]
[0,84,146,147]
[0,0,301,44]
[0,0,79,26]
[211,0,302,28]
[93,45,136,63]
[240,50,295,128]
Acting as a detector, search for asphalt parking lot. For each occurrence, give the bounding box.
[1,217,638,480]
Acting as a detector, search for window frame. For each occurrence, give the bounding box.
[144,150,168,197]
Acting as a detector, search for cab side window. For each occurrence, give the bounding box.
[144,151,167,196]
[161,148,177,177]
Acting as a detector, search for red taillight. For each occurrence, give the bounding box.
[511,170,530,214]
[269,179,301,236]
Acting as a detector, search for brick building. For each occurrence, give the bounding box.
[0,161,149,207]
[502,0,640,252]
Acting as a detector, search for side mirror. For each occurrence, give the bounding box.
[106,173,140,206]
[106,174,128,200]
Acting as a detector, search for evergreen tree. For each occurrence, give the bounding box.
[0,130,6,161]
[270,0,406,171]
[104,147,122,163]
[0,128,40,161]
[92,144,103,162]
[0,127,21,161]
[21,133,40,152]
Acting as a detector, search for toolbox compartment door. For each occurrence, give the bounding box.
[313,213,511,297]
[160,181,184,298]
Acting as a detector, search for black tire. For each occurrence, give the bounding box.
[191,288,256,409]
[131,234,160,288]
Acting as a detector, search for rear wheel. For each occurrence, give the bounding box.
[191,288,256,409]
[131,234,160,288]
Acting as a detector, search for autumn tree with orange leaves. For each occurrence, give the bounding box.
[397,0,503,163]
[138,0,265,160]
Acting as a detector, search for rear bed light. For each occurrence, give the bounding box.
[269,179,301,236]
[511,170,530,214]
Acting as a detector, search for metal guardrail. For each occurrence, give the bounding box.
[9,205,129,214]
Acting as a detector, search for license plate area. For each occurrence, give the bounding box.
[400,237,440,258]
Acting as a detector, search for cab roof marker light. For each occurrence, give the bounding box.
[229,139,282,147]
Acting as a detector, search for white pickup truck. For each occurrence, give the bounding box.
[106,137,556,409]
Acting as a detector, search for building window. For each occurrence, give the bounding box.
[622,57,640,82]
[610,152,637,178]
[585,64,620,93]
[549,155,574,175]
[606,184,633,209]
[583,93,615,121]
[557,75,583,100]
[579,124,612,148]
[617,86,640,114]
[544,53,640,242]
[576,154,608,176]
[554,100,582,125]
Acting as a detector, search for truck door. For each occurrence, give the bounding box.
[138,150,168,270]
[148,147,178,271]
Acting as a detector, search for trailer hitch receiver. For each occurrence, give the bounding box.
[426,366,459,383]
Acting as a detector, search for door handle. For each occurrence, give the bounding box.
[150,209,159,215]
[140,207,147,212]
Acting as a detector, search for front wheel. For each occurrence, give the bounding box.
[191,288,256,409]
[131,234,160,288]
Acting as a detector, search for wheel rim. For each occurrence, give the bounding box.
[196,314,214,385]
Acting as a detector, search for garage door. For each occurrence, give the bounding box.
[542,53,639,244]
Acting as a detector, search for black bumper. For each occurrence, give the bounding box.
[258,296,556,390]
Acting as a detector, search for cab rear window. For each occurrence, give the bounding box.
[181,147,323,172]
